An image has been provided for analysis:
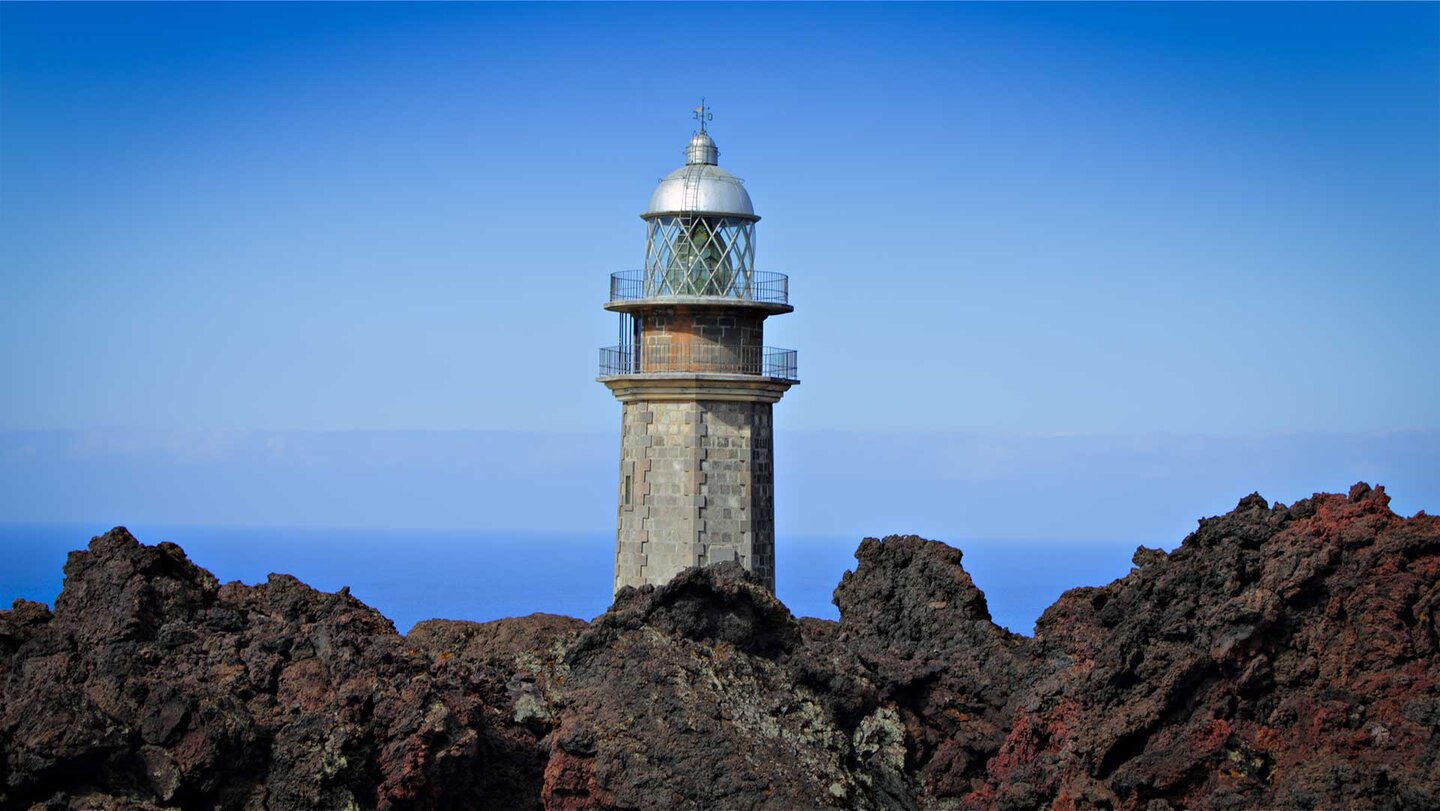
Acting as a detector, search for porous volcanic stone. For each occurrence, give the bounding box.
[3,484,1436,810]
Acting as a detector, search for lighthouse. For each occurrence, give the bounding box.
[599,104,797,594]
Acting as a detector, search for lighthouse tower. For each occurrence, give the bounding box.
[599,104,797,594]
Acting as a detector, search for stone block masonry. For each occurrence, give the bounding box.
[615,399,775,592]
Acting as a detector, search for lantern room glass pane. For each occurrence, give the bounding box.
[643,216,756,299]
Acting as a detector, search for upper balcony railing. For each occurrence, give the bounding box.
[609,269,788,306]
[599,344,798,382]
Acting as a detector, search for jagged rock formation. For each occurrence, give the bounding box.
[1,484,1436,810]
[0,534,568,810]
[971,483,1440,811]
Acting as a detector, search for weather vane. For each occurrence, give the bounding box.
[693,98,712,134]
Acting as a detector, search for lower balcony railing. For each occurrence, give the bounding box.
[599,345,798,382]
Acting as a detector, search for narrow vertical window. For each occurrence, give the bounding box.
[624,475,632,506]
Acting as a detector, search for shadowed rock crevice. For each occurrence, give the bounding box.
[2,484,1437,810]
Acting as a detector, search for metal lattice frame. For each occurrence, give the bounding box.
[643,216,756,298]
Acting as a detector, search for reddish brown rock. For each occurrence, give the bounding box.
[0,528,553,810]
[971,484,1440,810]
[2,484,1436,810]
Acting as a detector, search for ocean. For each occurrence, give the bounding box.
[0,523,1151,635]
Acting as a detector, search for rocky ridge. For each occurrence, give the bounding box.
[1,484,1435,809]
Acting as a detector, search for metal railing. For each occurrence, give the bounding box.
[609,269,789,306]
[763,346,798,381]
[599,344,798,382]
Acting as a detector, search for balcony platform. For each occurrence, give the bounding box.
[604,270,793,315]
[597,372,797,404]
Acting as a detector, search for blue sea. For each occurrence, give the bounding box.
[0,524,1152,635]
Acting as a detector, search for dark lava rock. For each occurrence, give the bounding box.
[3,484,1437,810]
[0,528,552,810]
[538,562,896,810]
[833,535,1040,801]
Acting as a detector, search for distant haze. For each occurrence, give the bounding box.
[3,430,1434,545]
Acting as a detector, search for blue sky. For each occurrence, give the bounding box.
[4,1,1435,434]
[1,3,1437,534]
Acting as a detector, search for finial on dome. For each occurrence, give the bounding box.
[686,99,719,165]
[693,98,712,134]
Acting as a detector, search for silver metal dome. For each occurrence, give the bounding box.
[643,132,756,220]
[686,132,718,165]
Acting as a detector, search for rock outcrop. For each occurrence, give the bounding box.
[0,532,570,810]
[972,483,1440,811]
[2,484,1436,810]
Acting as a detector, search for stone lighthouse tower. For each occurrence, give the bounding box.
[598,104,797,594]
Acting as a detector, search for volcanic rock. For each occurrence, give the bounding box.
[972,484,1440,810]
[1,484,1436,810]
[0,529,552,810]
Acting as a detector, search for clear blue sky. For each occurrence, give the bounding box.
[2,2,1436,437]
